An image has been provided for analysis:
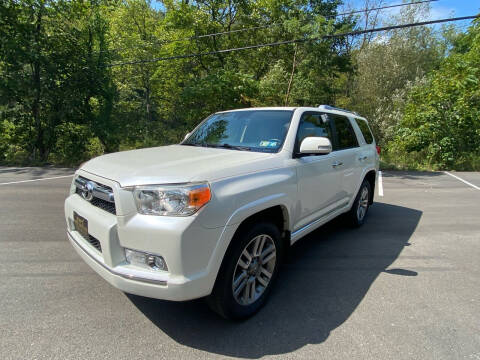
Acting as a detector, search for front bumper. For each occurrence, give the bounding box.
[68,230,212,301]
[65,172,233,301]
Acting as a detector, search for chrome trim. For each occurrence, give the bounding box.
[67,231,167,286]
[75,176,115,203]
[92,186,115,203]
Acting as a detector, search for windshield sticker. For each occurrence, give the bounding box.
[259,140,279,147]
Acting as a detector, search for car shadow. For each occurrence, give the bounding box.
[127,202,422,358]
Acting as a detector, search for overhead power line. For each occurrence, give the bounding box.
[195,0,440,41]
[108,15,479,67]
[166,0,439,43]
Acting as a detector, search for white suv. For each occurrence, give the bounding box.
[65,106,379,319]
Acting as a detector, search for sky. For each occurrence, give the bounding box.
[349,0,479,30]
[348,0,479,17]
[427,0,479,18]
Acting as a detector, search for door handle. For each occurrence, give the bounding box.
[358,156,368,161]
[332,161,343,168]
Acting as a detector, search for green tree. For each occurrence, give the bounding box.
[389,20,480,170]
[346,4,456,144]
[0,0,114,165]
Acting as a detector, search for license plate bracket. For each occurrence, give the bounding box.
[73,212,88,239]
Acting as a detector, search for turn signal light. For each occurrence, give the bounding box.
[189,186,211,208]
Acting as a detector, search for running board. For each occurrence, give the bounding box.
[291,202,349,243]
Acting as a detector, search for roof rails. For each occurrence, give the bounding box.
[318,104,359,116]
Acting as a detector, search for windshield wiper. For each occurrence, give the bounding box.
[207,143,252,151]
[182,143,208,147]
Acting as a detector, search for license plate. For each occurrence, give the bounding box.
[73,212,88,239]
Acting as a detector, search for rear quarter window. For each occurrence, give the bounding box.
[355,118,374,144]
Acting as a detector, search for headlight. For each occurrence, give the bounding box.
[131,182,211,216]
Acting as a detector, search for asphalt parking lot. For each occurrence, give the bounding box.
[1,167,479,360]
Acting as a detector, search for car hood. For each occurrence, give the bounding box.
[80,144,282,187]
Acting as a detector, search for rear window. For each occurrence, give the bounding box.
[355,118,374,144]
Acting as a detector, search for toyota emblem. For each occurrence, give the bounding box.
[81,181,95,201]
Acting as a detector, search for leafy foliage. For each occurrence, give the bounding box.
[388,20,480,170]
[0,1,478,170]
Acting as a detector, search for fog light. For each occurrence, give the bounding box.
[125,248,168,272]
[147,255,167,271]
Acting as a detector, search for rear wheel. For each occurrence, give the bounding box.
[347,179,371,227]
[207,222,283,320]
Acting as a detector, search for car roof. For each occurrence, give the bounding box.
[217,107,297,113]
[217,107,367,121]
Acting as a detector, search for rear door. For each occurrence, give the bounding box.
[352,117,377,172]
[329,113,361,202]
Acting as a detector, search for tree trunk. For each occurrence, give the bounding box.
[32,2,45,161]
[284,44,298,106]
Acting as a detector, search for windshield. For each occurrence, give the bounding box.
[182,110,293,153]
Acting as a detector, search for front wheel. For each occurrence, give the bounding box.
[347,180,371,227]
[207,222,283,320]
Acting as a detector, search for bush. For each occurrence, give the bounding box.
[48,123,104,166]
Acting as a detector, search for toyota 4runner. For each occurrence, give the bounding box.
[65,105,379,319]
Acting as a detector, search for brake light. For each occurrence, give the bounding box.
[376,146,381,155]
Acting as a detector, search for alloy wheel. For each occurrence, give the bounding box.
[357,185,369,221]
[232,234,277,306]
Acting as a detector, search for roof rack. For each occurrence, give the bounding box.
[318,104,359,116]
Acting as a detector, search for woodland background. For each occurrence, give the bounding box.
[1,0,479,170]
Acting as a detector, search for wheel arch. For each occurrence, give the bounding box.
[231,204,290,242]
[211,204,291,290]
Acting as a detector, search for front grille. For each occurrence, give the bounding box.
[91,197,116,215]
[87,234,102,252]
[75,176,117,215]
[75,187,116,214]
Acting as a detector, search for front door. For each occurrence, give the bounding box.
[293,112,343,231]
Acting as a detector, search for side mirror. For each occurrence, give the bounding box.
[184,132,191,141]
[299,137,332,155]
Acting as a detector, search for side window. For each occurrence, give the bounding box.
[295,113,333,153]
[355,118,374,144]
[331,114,359,150]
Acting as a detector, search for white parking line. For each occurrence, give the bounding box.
[444,171,480,190]
[378,171,384,196]
[0,174,74,186]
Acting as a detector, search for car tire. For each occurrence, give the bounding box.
[347,179,372,227]
[207,222,283,320]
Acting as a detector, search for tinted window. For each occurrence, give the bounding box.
[331,115,358,150]
[183,110,293,153]
[295,113,333,153]
[355,118,374,144]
